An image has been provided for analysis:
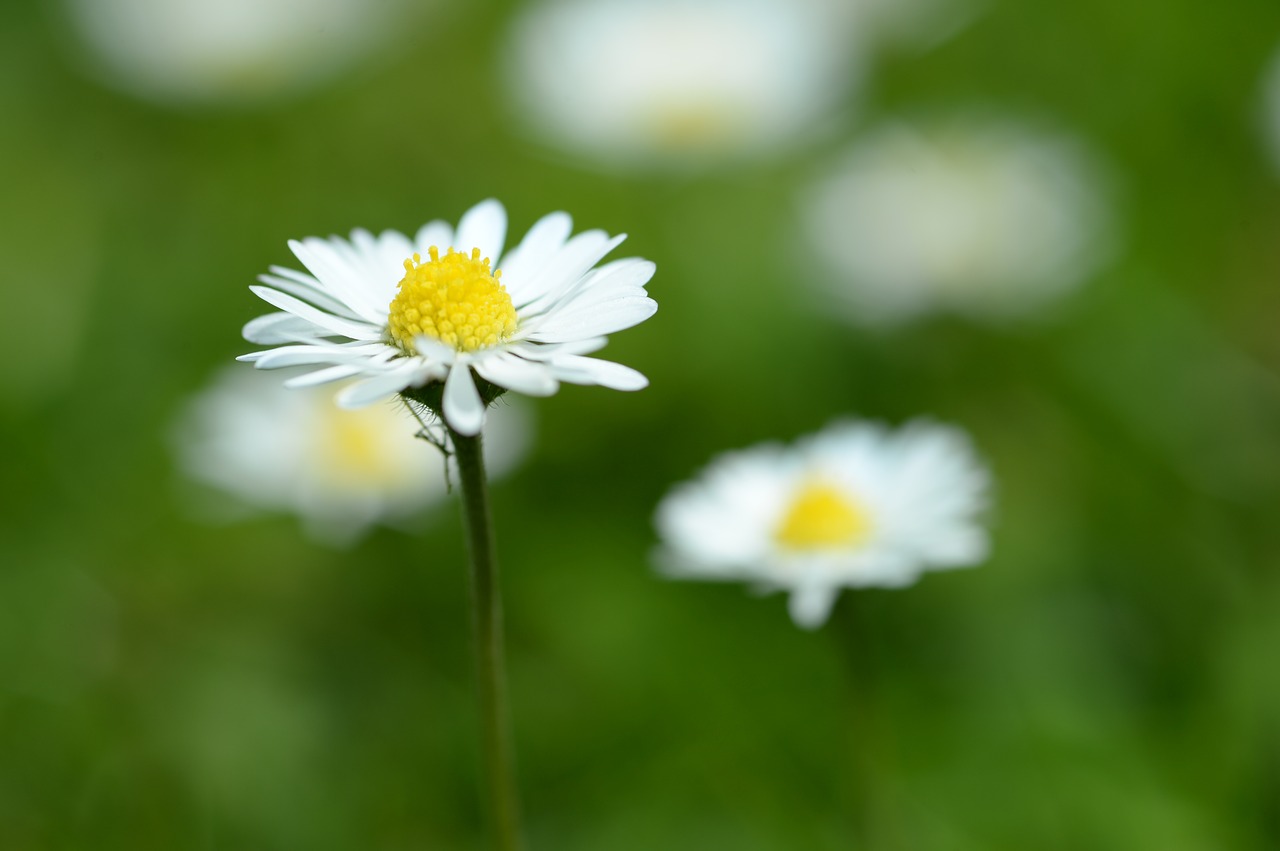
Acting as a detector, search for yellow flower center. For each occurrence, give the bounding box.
[646,103,741,150]
[775,481,870,550]
[316,405,408,486]
[387,246,518,354]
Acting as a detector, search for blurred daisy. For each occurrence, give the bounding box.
[63,0,402,106]
[655,420,991,629]
[801,116,1114,324]
[172,367,531,543]
[504,0,860,169]
[239,199,657,436]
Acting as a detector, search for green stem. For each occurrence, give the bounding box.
[450,427,525,851]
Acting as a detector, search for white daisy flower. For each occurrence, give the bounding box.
[801,116,1115,324]
[63,0,402,106]
[504,0,860,169]
[172,367,532,543]
[238,199,657,436]
[655,419,992,629]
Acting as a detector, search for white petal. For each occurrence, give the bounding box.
[525,257,656,318]
[335,367,422,408]
[247,342,392,369]
[257,272,361,318]
[506,337,608,360]
[282,365,364,388]
[249,285,382,340]
[525,296,657,342]
[415,220,454,255]
[454,199,508,264]
[242,312,326,345]
[513,231,625,309]
[787,584,838,630]
[411,334,459,365]
[472,352,560,397]
[443,365,485,435]
[499,211,573,298]
[544,354,647,390]
[289,238,388,319]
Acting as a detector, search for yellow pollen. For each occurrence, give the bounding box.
[387,246,518,353]
[775,481,870,550]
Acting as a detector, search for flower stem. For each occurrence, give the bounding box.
[450,427,525,851]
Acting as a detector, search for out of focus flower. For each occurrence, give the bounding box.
[172,367,531,543]
[239,199,656,436]
[655,419,991,629]
[64,0,402,106]
[504,0,860,169]
[801,116,1114,324]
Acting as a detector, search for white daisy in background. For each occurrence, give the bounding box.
[504,0,861,169]
[801,116,1115,324]
[655,419,992,629]
[238,199,657,436]
[172,367,532,543]
[62,0,404,106]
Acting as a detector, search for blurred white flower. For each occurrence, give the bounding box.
[64,0,403,105]
[504,0,861,169]
[239,199,656,437]
[172,367,532,543]
[655,419,991,629]
[801,116,1115,324]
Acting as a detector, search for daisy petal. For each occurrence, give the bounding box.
[443,365,486,435]
[415,220,454,255]
[788,584,838,630]
[545,354,647,390]
[525,295,657,341]
[513,231,625,309]
[473,352,560,397]
[336,367,423,409]
[454,199,508,264]
[499,211,573,298]
[282,365,365,388]
[249,285,382,340]
[242,312,328,345]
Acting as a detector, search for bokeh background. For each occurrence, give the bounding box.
[3,0,1280,848]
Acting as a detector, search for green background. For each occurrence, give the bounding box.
[2,0,1279,848]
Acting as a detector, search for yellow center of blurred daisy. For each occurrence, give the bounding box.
[387,246,518,353]
[775,482,870,550]
[317,405,406,485]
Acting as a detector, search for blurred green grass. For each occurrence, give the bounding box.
[2,0,1279,849]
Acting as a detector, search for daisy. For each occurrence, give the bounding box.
[504,0,860,169]
[171,366,531,543]
[801,116,1114,324]
[63,0,402,105]
[655,419,992,629]
[238,199,657,436]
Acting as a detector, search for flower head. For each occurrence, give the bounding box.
[172,367,531,543]
[801,116,1113,324]
[655,419,992,629]
[64,0,400,106]
[504,0,859,169]
[239,199,657,435]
